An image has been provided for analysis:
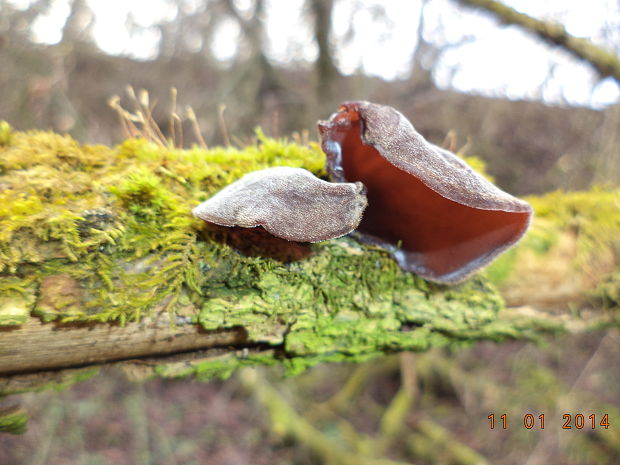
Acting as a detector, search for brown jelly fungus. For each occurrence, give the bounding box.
[192,167,367,243]
[318,101,533,283]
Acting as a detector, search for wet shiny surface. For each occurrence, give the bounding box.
[322,109,531,282]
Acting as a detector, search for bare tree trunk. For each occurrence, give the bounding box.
[220,0,281,116]
[457,0,620,82]
[310,0,339,105]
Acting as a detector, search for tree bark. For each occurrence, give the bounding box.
[310,0,339,104]
[0,315,246,376]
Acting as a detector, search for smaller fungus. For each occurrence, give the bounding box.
[192,167,367,243]
[318,101,533,284]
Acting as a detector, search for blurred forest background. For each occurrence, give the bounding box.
[1,0,620,194]
[1,0,620,464]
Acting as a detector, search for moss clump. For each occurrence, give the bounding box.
[0,126,331,324]
[0,128,124,274]
[8,125,616,382]
[197,238,504,375]
[0,121,12,147]
[155,351,281,380]
[0,280,35,326]
[0,367,101,398]
[0,276,36,325]
[486,188,620,292]
[0,406,28,434]
[0,125,522,380]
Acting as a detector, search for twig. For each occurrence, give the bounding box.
[410,418,490,465]
[218,103,231,147]
[169,87,178,148]
[239,368,411,465]
[186,106,207,149]
[374,353,417,454]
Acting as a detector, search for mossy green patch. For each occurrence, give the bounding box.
[4,124,615,382]
[0,125,329,325]
[0,367,100,398]
[196,236,505,374]
[0,406,28,434]
[0,121,12,147]
[155,351,280,381]
[0,278,36,325]
[487,187,620,286]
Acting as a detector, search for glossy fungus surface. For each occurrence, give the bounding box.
[192,167,367,243]
[318,101,533,283]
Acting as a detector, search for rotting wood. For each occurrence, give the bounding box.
[0,315,246,375]
[0,127,618,388]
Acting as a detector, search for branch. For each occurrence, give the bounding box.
[0,125,617,386]
[458,0,620,82]
[0,314,247,375]
[239,368,413,465]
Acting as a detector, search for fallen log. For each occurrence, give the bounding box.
[0,125,618,388]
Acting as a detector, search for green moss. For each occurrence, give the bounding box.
[0,367,100,397]
[487,187,620,286]
[4,127,614,381]
[0,129,330,324]
[109,168,175,219]
[0,406,28,434]
[0,279,35,326]
[192,236,507,374]
[155,351,280,380]
[0,121,12,147]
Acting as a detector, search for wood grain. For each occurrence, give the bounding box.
[0,316,247,375]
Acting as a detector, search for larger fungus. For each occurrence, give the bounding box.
[318,101,533,284]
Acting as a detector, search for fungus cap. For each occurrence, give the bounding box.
[192,167,368,243]
[318,101,533,283]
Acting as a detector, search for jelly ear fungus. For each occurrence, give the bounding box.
[318,101,533,284]
[192,167,367,243]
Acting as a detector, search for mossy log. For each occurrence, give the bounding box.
[0,123,618,388]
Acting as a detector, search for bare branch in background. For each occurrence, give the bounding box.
[61,0,94,45]
[0,0,51,40]
[408,0,439,93]
[149,0,218,59]
[457,0,620,83]
[220,0,281,113]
